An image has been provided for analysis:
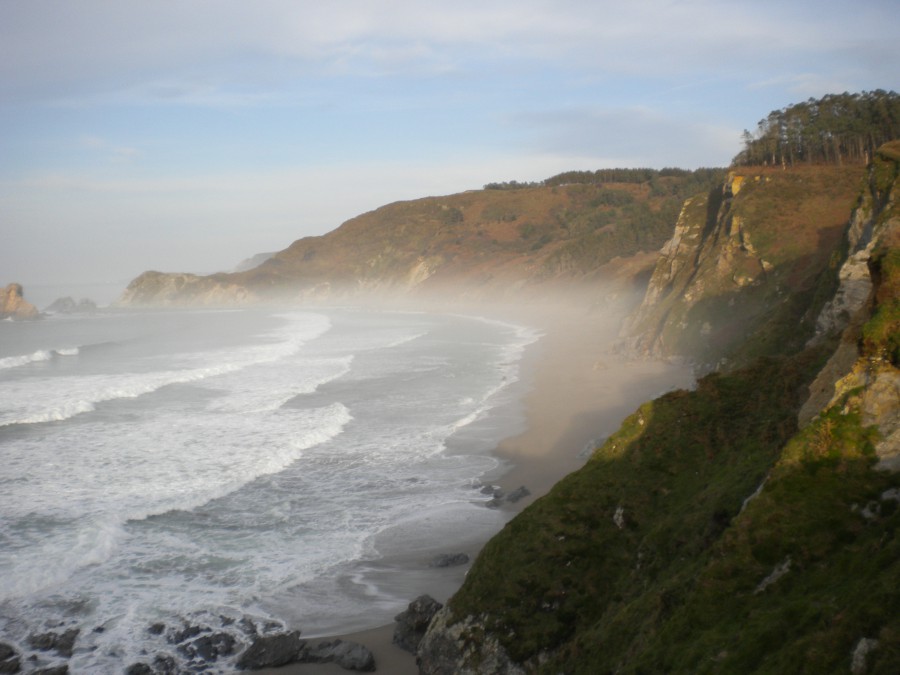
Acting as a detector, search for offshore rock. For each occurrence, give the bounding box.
[0,283,39,320]
[177,631,237,662]
[44,297,97,314]
[0,642,20,674]
[27,629,79,658]
[393,594,443,653]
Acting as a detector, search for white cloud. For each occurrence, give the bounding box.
[3,1,897,105]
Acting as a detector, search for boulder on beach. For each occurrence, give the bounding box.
[393,594,444,653]
[236,631,305,670]
[302,639,375,671]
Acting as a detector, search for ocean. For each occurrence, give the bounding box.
[0,307,538,672]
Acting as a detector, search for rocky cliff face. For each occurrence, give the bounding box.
[417,149,900,674]
[800,141,900,467]
[622,165,863,371]
[0,283,39,319]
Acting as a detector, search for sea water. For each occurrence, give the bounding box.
[0,307,538,672]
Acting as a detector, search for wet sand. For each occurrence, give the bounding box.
[259,304,695,674]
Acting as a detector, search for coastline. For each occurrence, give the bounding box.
[261,304,695,674]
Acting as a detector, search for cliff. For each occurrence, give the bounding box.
[117,171,722,307]
[621,165,863,372]
[417,146,900,674]
[0,283,39,320]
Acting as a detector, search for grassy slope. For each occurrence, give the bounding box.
[446,158,900,673]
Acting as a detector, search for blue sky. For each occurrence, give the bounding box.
[2,0,898,296]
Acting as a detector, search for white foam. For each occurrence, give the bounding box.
[0,401,353,600]
[0,349,53,370]
[0,312,333,427]
[0,309,543,672]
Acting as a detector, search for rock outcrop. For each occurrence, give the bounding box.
[393,594,443,653]
[44,296,97,314]
[116,271,258,308]
[621,166,864,371]
[799,142,900,452]
[417,606,524,675]
[1,283,39,320]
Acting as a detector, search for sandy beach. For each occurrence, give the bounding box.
[260,303,695,674]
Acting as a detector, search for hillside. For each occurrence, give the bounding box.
[117,170,722,306]
[416,143,900,674]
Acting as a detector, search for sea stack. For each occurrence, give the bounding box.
[1,283,39,320]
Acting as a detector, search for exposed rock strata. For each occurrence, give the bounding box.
[621,166,863,371]
[799,142,900,469]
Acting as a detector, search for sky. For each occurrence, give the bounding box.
[1,0,898,298]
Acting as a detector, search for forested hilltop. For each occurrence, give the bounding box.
[734,90,900,167]
[417,137,900,674]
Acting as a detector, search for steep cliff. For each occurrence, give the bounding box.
[417,148,900,674]
[0,283,39,320]
[117,171,721,307]
[622,165,863,371]
[800,141,900,466]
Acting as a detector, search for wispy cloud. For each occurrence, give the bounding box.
[1,0,898,285]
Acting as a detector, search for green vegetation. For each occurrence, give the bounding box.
[450,340,900,673]
[439,141,900,674]
[734,90,900,168]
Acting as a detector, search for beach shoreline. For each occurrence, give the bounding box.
[261,303,695,674]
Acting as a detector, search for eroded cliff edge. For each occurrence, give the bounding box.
[417,144,900,674]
